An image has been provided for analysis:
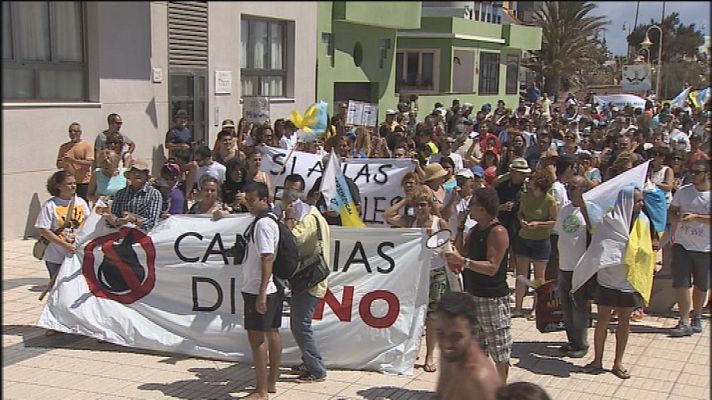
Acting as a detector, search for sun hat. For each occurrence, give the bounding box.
[423,163,448,182]
[130,159,150,172]
[509,157,532,173]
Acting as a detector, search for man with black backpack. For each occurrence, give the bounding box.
[242,181,284,399]
[281,174,330,383]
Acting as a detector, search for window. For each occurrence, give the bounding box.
[478,52,500,95]
[395,50,437,92]
[3,1,86,101]
[505,55,519,94]
[241,15,286,97]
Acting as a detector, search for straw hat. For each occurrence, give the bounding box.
[423,163,448,182]
[509,157,532,173]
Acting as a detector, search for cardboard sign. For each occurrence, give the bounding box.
[243,97,270,124]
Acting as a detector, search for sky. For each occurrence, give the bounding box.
[590,1,711,56]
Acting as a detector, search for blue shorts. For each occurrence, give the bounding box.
[515,236,551,262]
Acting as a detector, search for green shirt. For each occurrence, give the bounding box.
[518,191,556,240]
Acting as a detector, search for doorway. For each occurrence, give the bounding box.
[169,70,208,144]
[334,82,374,104]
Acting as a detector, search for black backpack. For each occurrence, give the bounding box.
[247,212,300,280]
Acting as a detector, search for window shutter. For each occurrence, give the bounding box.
[168,1,208,69]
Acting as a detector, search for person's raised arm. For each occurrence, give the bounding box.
[384,197,412,228]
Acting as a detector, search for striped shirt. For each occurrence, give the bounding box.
[111,184,163,231]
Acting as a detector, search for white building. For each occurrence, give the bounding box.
[2,1,317,239]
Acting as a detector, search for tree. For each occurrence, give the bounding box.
[523,2,608,98]
[627,13,707,98]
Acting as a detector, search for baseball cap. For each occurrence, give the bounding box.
[455,168,474,179]
[221,119,236,128]
[174,109,189,118]
[386,109,397,115]
[470,165,485,178]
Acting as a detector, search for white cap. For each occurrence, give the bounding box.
[455,168,474,179]
[385,109,396,115]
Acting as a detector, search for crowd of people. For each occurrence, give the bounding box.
[38,89,710,398]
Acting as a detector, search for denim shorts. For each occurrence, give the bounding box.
[515,236,552,262]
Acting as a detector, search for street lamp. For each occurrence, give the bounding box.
[638,48,650,64]
[641,24,663,98]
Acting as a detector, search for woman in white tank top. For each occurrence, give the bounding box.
[383,185,449,373]
[649,147,674,204]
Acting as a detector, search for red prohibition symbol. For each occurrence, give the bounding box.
[82,227,156,304]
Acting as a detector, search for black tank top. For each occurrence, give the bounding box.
[463,221,509,298]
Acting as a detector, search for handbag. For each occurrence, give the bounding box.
[288,214,331,295]
[33,196,76,261]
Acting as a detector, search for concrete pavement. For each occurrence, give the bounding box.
[3,238,710,399]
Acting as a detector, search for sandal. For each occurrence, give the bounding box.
[611,366,631,379]
[526,312,536,321]
[423,363,437,373]
[581,362,605,375]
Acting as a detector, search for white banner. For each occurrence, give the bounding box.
[593,94,646,112]
[260,146,415,226]
[37,214,431,375]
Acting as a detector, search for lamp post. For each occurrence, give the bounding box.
[640,24,663,98]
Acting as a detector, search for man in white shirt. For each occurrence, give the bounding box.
[242,181,283,398]
[279,120,298,150]
[668,159,710,337]
[555,176,591,358]
[552,155,574,207]
[540,93,553,122]
[193,145,226,186]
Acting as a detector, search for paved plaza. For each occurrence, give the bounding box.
[3,239,710,400]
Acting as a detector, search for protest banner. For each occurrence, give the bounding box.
[593,94,646,112]
[243,96,270,124]
[260,146,415,226]
[37,214,431,375]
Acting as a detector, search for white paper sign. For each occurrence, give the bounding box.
[38,214,431,375]
[346,100,378,127]
[215,71,232,94]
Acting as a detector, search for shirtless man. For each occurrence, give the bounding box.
[435,291,502,400]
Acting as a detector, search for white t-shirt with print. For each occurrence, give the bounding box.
[671,184,710,252]
[242,216,279,295]
[554,204,587,271]
[34,197,91,264]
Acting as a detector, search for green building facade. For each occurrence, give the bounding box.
[396,16,542,114]
[316,2,542,123]
[316,1,421,121]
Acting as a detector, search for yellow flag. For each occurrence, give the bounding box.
[625,217,655,305]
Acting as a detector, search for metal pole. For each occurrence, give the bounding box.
[656,27,663,99]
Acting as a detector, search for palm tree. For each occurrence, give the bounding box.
[525,2,607,99]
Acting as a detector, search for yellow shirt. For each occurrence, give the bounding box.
[291,206,330,298]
